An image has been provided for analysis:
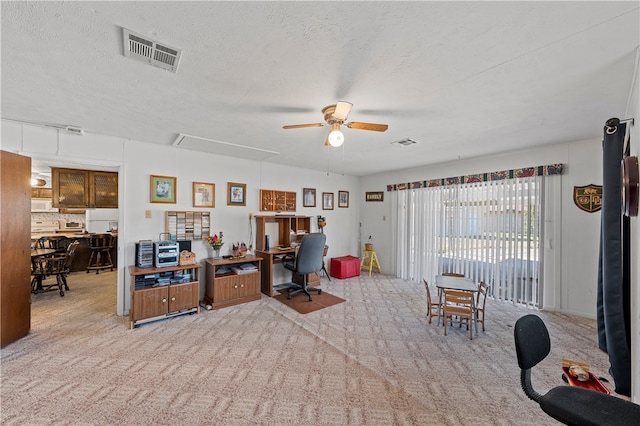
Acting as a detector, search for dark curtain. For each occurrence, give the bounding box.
[596,120,631,396]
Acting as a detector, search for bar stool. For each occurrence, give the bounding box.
[86,233,114,274]
[361,246,382,276]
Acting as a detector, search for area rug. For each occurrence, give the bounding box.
[273,290,346,314]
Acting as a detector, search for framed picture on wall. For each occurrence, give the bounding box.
[322,192,334,210]
[192,182,215,208]
[303,188,316,207]
[338,190,349,208]
[227,182,246,206]
[150,175,176,203]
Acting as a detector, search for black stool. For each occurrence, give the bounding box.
[86,233,114,274]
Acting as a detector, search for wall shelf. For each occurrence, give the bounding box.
[259,189,296,212]
[165,211,210,240]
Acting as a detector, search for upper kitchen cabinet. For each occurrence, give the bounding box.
[52,168,118,208]
[90,171,118,208]
[31,187,52,199]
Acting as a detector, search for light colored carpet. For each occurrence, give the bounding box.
[1,270,616,425]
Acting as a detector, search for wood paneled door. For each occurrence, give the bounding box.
[1,150,32,347]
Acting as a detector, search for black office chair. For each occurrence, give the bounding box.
[283,233,326,301]
[514,314,640,426]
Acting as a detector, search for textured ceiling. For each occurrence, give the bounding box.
[2,1,639,176]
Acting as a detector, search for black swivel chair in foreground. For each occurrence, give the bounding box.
[514,314,640,426]
[283,233,326,301]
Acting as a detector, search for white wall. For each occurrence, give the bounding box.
[358,140,604,317]
[1,120,360,316]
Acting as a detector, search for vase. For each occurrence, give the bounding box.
[211,244,223,258]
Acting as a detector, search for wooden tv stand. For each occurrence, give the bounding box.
[204,255,262,309]
[128,264,201,329]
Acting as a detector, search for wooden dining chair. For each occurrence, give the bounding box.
[423,280,440,324]
[475,281,489,331]
[443,289,475,339]
[34,236,50,249]
[31,255,68,297]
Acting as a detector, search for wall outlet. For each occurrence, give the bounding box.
[145,210,152,219]
[248,212,253,219]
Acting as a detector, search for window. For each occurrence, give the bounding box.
[395,176,543,307]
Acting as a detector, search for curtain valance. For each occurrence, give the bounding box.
[386,163,563,192]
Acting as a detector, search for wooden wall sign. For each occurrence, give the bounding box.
[366,191,384,202]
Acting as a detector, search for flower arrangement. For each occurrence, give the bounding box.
[206,232,224,250]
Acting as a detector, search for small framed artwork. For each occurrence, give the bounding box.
[338,190,349,208]
[303,188,316,207]
[150,175,177,204]
[193,182,215,208]
[322,192,334,210]
[366,191,384,202]
[227,182,246,206]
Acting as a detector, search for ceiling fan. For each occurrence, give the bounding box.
[282,101,388,147]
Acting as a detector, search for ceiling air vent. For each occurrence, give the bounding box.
[391,138,418,147]
[65,126,85,136]
[122,28,182,73]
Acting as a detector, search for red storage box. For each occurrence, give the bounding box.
[330,255,361,279]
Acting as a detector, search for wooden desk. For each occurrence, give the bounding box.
[255,248,294,296]
[255,248,321,296]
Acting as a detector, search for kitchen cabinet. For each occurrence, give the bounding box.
[31,187,52,199]
[204,255,261,309]
[51,168,118,208]
[129,264,201,329]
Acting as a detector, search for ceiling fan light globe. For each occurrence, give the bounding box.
[328,129,344,147]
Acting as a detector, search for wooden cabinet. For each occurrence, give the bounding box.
[52,167,118,208]
[31,187,52,199]
[90,171,118,208]
[128,264,201,329]
[259,189,296,212]
[204,255,262,309]
[255,215,311,250]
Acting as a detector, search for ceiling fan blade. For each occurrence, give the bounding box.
[333,101,353,121]
[282,123,326,129]
[345,122,389,132]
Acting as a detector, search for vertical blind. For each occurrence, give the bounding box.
[395,175,543,307]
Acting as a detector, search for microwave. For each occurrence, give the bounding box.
[31,199,58,213]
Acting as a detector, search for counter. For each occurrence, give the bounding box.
[31,233,117,272]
